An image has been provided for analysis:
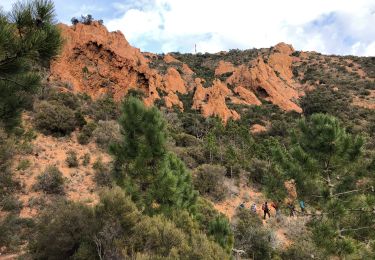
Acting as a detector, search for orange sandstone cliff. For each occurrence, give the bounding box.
[49,22,305,122]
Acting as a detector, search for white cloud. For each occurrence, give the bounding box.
[106,0,375,56]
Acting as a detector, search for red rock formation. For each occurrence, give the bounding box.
[250,124,267,134]
[50,22,161,102]
[192,79,240,122]
[49,22,303,121]
[215,60,235,76]
[227,55,302,113]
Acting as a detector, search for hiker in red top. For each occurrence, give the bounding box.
[262,202,271,219]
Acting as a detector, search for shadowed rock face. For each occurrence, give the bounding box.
[49,23,305,122]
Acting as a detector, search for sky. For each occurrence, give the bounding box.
[1,0,375,56]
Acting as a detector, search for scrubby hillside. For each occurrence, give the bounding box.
[1,3,375,259]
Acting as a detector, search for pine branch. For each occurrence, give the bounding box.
[0,76,26,87]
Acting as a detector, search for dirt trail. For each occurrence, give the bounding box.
[213,181,296,249]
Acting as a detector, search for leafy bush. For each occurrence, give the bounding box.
[193,164,228,201]
[16,159,31,171]
[93,120,121,150]
[34,166,65,194]
[0,195,23,212]
[90,96,120,121]
[82,153,90,166]
[29,200,97,259]
[233,210,273,259]
[77,121,97,144]
[34,101,77,136]
[0,214,33,253]
[93,159,112,187]
[66,150,78,168]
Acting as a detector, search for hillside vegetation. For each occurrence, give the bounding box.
[1,1,375,259]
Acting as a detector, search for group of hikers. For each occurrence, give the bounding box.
[239,200,306,219]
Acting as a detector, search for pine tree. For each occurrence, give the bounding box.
[111,96,197,214]
[272,113,374,256]
[0,0,62,130]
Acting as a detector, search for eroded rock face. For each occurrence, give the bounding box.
[50,23,303,122]
[227,55,302,113]
[215,60,235,76]
[50,22,160,101]
[192,79,240,122]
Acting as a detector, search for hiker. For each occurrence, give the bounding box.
[271,201,281,218]
[288,203,296,217]
[250,203,257,213]
[262,202,271,219]
[299,200,306,214]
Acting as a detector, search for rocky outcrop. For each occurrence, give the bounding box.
[49,22,303,121]
[215,60,235,76]
[192,79,240,122]
[49,21,160,102]
[227,55,302,113]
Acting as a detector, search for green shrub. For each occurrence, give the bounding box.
[0,214,33,252]
[66,150,79,168]
[90,96,120,121]
[233,210,273,259]
[93,120,121,150]
[82,153,90,166]
[34,166,65,194]
[77,122,97,144]
[193,164,228,201]
[34,101,77,136]
[0,195,23,212]
[93,159,112,187]
[16,159,31,171]
[44,90,80,110]
[29,201,96,260]
[174,133,202,147]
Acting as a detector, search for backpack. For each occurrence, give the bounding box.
[262,204,266,210]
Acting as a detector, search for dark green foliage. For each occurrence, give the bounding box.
[81,153,90,166]
[208,214,234,252]
[301,86,351,116]
[92,120,121,150]
[0,214,34,253]
[0,0,62,130]
[111,96,197,214]
[0,128,20,206]
[34,165,65,194]
[271,113,375,256]
[90,95,120,121]
[29,200,96,260]
[29,187,229,259]
[77,121,97,144]
[34,100,77,136]
[233,209,273,259]
[66,150,78,167]
[193,164,228,201]
[93,158,112,187]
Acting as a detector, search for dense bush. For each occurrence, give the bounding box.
[90,96,120,121]
[193,164,228,201]
[29,187,229,259]
[34,101,77,136]
[93,120,121,150]
[77,122,97,144]
[93,158,112,187]
[0,214,33,253]
[66,150,79,168]
[233,210,273,259]
[34,166,65,194]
